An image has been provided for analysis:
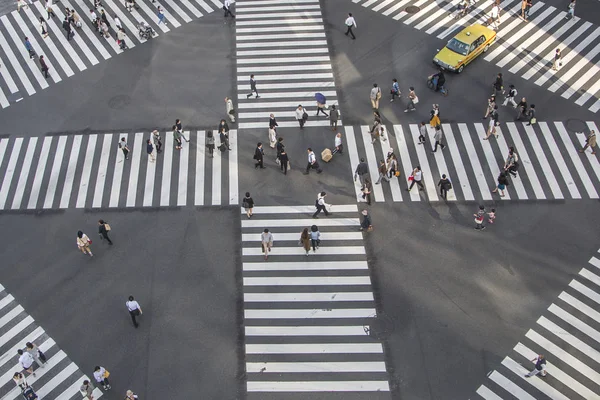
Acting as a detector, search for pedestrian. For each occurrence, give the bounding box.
[113,15,122,31]
[552,49,562,71]
[152,130,162,153]
[390,78,401,102]
[515,97,528,120]
[96,219,113,245]
[268,126,277,148]
[492,171,509,197]
[300,228,310,256]
[504,146,519,177]
[370,123,383,144]
[416,121,427,144]
[407,166,424,191]
[487,208,496,224]
[145,139,155,162]
[157,6,167,25]
[90,9,99,30]
[492,72,504,97]
[313,192,331,218]
[205,130,215,158]
[173,129,182,150]
[520,0,527,20]
[125,0,139,11]
[310,224,320,252]
[329,105,339,130]
[117,28,128,50]
[405,87,418,112]
[76,230,93,257]
[295,105,307,129]
[387,154,398,180]
[24,37,35,59]
[218,119,229,135]
[361,178,372,205]
[94,0,102,9]
[370,83,381,110]
[486,1,501,30]
[17,0,28,12]
[354,158,369,189]
[275,137,284,164]
[125,390,139,400]
[117,137,129,160]
[13,372,29,391]
[279,150,289,174]
[71,9,82,28]
[483,105,499,139]
[432,126,446,152]
[261,229,273,260]
[224,0,235,18]
[80,380,94,400]
[524,0,533,19]
[525,355,547,377]
[526,104,536,126]
[474,205,486,230]
[243,192,254,218]
[225,97,235,123]
[254,142,265,169]
[344,12,356,39]
[93,366,111,390]
[430,111,440,131]
[483,95,496,118]
[175,119,189,142]
[565,0,575,19]
[360,209,373,231]
[502,84,517,107]
[126,295,142,328]
[269,113,278,130]
[63,17,75,40]
[219,129,231,151]
[100,21,109,38]
[579,130,597,154]
[316,100,328,117]
[26,342,46,368]
[100,9,110,28]
[38,55,49,78]
[17,349,36,377]
[438,174,452,200]
[304,148,322,174]
[39,17,49,38]
[332,132,343,155]
[246,74,259,98]
[46,0,56,18]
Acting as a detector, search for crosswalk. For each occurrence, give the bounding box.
[0,130,239,210]
[0,284,104,400]
[241,205,390,398]
[0,0,227,109]
[235,0,343,129]
[344,120,600,202]
[475,251,600,399]
[352,0,600,113]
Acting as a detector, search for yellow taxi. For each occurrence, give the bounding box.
[433,24,496,73]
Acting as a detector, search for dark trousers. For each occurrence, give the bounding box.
[391,90,399,101]
[332,145,343,155]
[311,238,319,250]
[345,25,355,39]
[316,108,328,117]
[122,148,129,159]
[27,49,35,59]
[224,8,234,17]
[129,310,139,327]
[440,188,447,200]
[255,158,264,168]
[101,232,113,245]
[306,162,322,173]
[313,205,329,218]
[65,29,72,40]
[280,160,288,174]
[298,118,305,128]
[409,179,424,190]
[433,140,446,151]
[41,67,48,78]
[155,140,162,153]
[247,87,258,98]
[418,134,425,144]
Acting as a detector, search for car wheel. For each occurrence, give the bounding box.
[457,65,464,73]
[483,44,490,53]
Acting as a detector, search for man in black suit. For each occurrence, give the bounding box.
[247,74,259,98]
[254,142,265,169]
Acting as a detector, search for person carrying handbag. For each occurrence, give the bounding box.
[77,231,93,257]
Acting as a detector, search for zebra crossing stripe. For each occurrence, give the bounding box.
[76,135,97,208]
[501,356,570,400]
[538,122,579,199]
[244,292,373,302]
[193,0,214,13]
[178,132,189,206]
[28,137,52,209]
[567,280,600,306]
[560,41,600,98]
[344,127,365,202]
[229,130,239,205]
[195,130,205,206]
[246,361,386,371]
[43,135,67,209]
[537,316,600,361]
[110,133,127,208]
[548,303,600,344]
[162,0,193,23]
[360,126,384,202]
[475,124,511,200]
[212,138,222,205]
[59,135,81,209]
[442,124,474,201]
[522,124,563,199]
[178,0,203,18]
[379,126,403,201]
[489,370,536,399]
[395,125,420,201]
[476,385,503,400]
[0,305,23,329]
[246,381,389,392]
[50,6,99,65]
[0,138,22,209]
[456,123,491,201]
[245,308,375,319]
[414,0,460,30]
[92,133,113,208]
[144,139,157,207]
[56,377,104,400]
[71,0,122,53]
[161,133,174,206]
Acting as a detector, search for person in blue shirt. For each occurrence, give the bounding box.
[24,37,35,59]
[390,78,400,102]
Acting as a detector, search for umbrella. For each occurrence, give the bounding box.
[315,93,326,104]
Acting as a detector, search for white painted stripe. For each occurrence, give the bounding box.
[372,0,396,12]
[0,294,14,311]
[0,305,24,329]
[589,256,600,269]
[0,86,8,108]
[242,232,364,242]
[244,204,358,214]
[404,0,444,26]
[0,316,34,347]
[12,137,37,209]
[192,0,213,13]
[238,33,326,41]
[236,5,321,12]
[236,11,321,19]
[569,279,600,305]
[209,0,224,8]
[243,218,359,228]
[178,132,189,206]
[383,0,412,17]
[143,141,156,207]
[522,124,562,199]
[237,89,335,100]
[127,132,143,207]
[246,361,386,372]
[43,136,67,209]
[55,376,104,400]
[537,316,600,361]
[28,137,53,209]
[163,0,193,22]
[195,130,205,205]
[238,120,332,129]
[549,303,600,344]
[501,356,569,400]
[72,0,121,53]
[410,125,438,201]
[76,135,97,208]
[395,125,420,201]
[236,18,322,26]
[361,0,380,7]
[495,126,528,199]
[36,362,78,399]
[538,122,579,198]
[559,291,600,324]
[525,329,600,383]
[238,81,334,90]
[0,138,22,208]
[425,125,457,201]
[414,0,460,31]
[562,43,600,99]
[488,370,535,400]
[212,136,222,205]
[236,0,319,6]
[246,343,383,354]
[244,276,371,286]
[476,385,503,400]
[580,268,600,287]
[0,27,38,95]
[245,308,376,319]
[92,133,112,208]
[245,326,371,337]
[474,123,510,200]
[238,100,335,109]
[135,0,170,33]
[577,79,600,107]
[243,246,365,256]
[62,0,111,60]
[505,123,544,198]
[582,121,600,182]
[0,140,8,203]
[50,7,99,65]
[58,136,81,209]
[0,53,18,93]
[229,130,238,205]
[442,124,475,200]
[247,381,389,392]
[237,26,324,34]
[109,134,127,208]
[554,121,598,198]
[378,126,403,201]
[244,292,374,302]
[161,133,173,206]
[236,40,328,49]
[590,98,600,113]
[394,0,428,20]
[360,126,384,202]
[514,342,596,400]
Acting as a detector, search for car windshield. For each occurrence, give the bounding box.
[446,38,470,56]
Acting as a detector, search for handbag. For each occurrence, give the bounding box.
[104,223,111,231]
[103,369,110,378]
[408,176,414,182]
[38,350,47,362]
[302,111,308,121]
[394,171,400,177]
[413,96,419,104]
[530,117,537,124]
[229,109,235,115]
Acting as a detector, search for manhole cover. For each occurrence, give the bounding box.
[565,119,587,134]
[108,94,131,109]
[405,5,420,13]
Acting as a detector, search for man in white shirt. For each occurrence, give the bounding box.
[225,97,235,123]
[304,148,322,174]
[224,0,235,18]
[18,349,36,377]
[313,192,331,218]
[488,2,500,30]
[126,296,143,328]
[407,166,425,191]
[344,13,356,39]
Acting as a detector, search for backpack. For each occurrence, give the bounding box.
[242,200,250,208]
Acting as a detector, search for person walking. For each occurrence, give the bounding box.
[243,192,254,218]
[354,158,369,189]
[40,17,49,38]
[390,78,401,102]
[246,74,259,98]
[483,106,499,139]
[24,38,35,59]
[205,130,215,158]
[80,380,94,400]
[279,149,289,175]
[504,146,519,178]
[329,105,339,130]
[474,205,486,230]
[275,137,284,164]
[63,16,75,40]
[26,342,46,368]
[300,228,311,256]
[332,132,343,155]
[565,0,575,20]
[520,0,528,20]
[219,129,231,151]
[93,366,111,390]
[223,0,235,18]
[17,0,28,12]
[313,192,331,218]
[404,87,418,112]
[316,100,328,117]
[432,126,446,152]
[525,354,547,377]
[39,55,49,78]
[157,6,167,25]
[502,84,518,107]
[370,83,381,110]
[310,225,320,252]
[113,15,122,31]
[126,296,142,328]
[361,178,372,205]
[375,159,389,184]
[552,49,562,71]
[579,130,597,154]
[483,96,496,119]
[492,72,504,97]
[46,0,56,18]
[407,166,424,191]
[152,130,162,153]
[304,148,322,174]
[261,229,273,260]
[269,113,278,130]
[344,13,356,39]
[13,372,30,392]
[100,21,110,38]
[254,142,265,169]
[387,154,398,180]
[515,97,528,120]
[438,174,452,200]
[492,171,508,196]
[416,121,427,145]
[360,209,372,231]
[487,1,501,30]
[18,349,36,377]
[526,104,536,126]
[100,9,110,28]
[218,119,229,136]
[98,220,113,245]
[268,126,277,149]
[225,97,235,123]
[173,129,182,150]
[117,137,129,160]
[487,208,496,224]
[117,28,128,50]
[175,119,189,142]
[125,390,139,400]
[77,231,93,257]
[295,105,307,129]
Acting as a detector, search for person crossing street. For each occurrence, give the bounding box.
[344,13,356,39]
[313,192,331,218]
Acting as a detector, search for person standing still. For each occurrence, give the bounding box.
[474,205,486,230]
[205,130,215,158]
[126,296,142,328]
[329,105,339,130]
[243,192,254,218]
[119,137,129,160]
[313,192,331,218]
[77,231,93,257]
[579,130,597,154]
[225,97,235,123]
[98,220,113,245]
[344,13,356,39]
[370,84,381,110]
[247,74,259,98]
[254,142,265,169]
[261,229,273,260]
